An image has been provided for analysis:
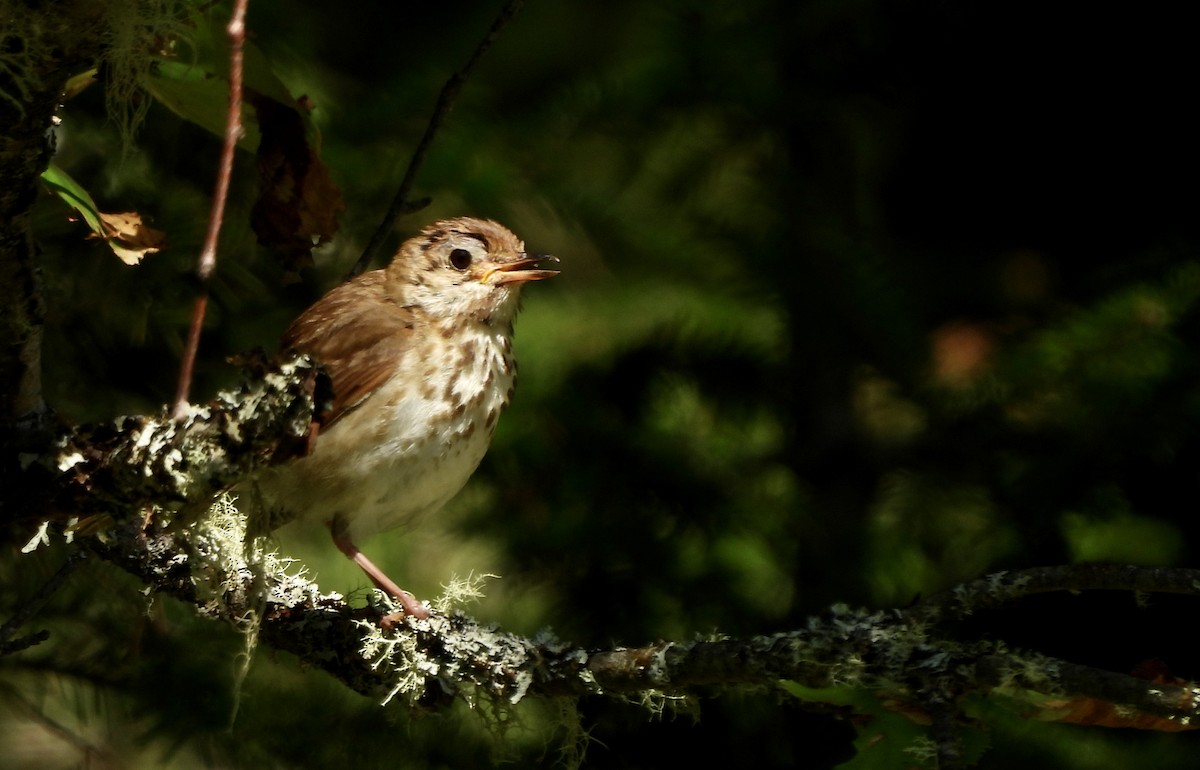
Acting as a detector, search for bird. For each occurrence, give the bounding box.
[253,217,557,619]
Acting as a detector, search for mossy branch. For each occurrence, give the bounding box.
[8,353,1200,769]
[50,355,320,517]
[84,509,1200,733]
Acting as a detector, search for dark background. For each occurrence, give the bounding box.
[4,1,1200,767]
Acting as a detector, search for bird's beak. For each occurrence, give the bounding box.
[482,253,560,285]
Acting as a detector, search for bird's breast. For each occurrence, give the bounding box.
[258,321,518,541]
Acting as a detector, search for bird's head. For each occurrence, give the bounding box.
[387,217,558,324]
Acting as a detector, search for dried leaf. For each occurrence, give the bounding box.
[1030,661,1197,732]
[249,91,344,279]
[94,211,167,265]
[41,164,165,265]
[1034,695,1198,732]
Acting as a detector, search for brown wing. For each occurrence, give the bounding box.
[282,270,416,426]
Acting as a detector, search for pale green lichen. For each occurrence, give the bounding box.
[20,521,53,553]
[635,688,699,722]
[554,698,592,770]
[903,735,939,767]
[358,573,510,707]
[189,492,334,717]
[102,0,193,153]
[1,0,190,149]
[432,571,501,614]
[360,624,437,707]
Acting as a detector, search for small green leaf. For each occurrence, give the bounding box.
[142,4,313,151]
[40,164,165,264]
[40,162,104,235]
[144,62,262,150]
[63,68,99,100]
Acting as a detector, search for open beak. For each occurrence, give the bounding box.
[483,253,560,285]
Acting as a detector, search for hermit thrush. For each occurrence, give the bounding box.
[254,217,557,618]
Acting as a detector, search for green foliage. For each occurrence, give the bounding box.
[39,163,105,234]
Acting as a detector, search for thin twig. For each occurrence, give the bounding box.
[909,564,1200,623]
[350,0,527,278]
[1,550,87,655]
[171,0,249,420]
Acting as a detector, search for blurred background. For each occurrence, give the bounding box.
[4,1,1200,767]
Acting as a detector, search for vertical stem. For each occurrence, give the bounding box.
[171,0,250,419]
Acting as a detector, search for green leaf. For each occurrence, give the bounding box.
[142,5,314,151]
[39,164,165,264]
[144,61,262,150]
[40,162,104,235]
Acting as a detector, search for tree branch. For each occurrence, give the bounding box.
[910,564,1200,623]
[52,355,320,517]
[171,0,251,420]
[79,504,1200,732]
[8,354,1200,760]
[975,652,1200,726]
[350,0,527,278]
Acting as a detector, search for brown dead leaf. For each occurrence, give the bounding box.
[248,90,344,280]
[1034,662,1198,732]
[1035,695,1198,732]
[92,211,167,265]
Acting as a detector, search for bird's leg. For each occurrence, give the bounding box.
[332,533,430,620]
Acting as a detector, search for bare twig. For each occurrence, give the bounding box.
[1,551,87,656]
[909,564,1200,624]
[350,0,527,278]
[171,0,250,420]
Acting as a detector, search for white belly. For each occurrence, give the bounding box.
[255,322,515,542]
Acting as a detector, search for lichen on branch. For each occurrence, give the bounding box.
[52,354,321,519]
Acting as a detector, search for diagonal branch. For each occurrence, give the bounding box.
[975,652,1200,726]
[171,0,251,420]
[909,564,1200,624]
[15,358,1200,745]
[83,514,1200,731]
[350,0,527,278]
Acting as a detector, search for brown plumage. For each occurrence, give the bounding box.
[281,271,417,427]
[254,218,557,619]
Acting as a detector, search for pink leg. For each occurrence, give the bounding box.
[333,535,430,620]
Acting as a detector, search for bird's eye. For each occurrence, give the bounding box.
[449,248,473,270]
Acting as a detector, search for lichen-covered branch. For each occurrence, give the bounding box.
[912,564,1200,623]
[72,500,1200,736]
[975,652,1200,727]
[9,333,1200,763]
[50,356,320,518]
[25,360,1200,720]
